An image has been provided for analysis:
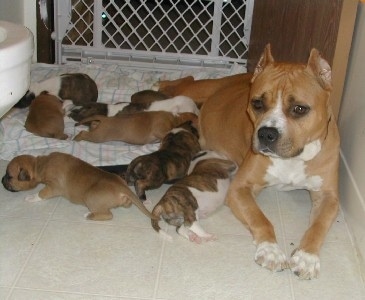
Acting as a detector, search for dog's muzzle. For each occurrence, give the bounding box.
[256,126,279,156]
[1,174,16,192]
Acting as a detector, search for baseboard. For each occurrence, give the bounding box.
[339,150,365,274]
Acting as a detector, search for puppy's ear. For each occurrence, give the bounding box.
[252,44,275,82]
[18,168,31,181]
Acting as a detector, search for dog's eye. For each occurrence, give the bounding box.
[251,99,265,111]
[292,105,310,116]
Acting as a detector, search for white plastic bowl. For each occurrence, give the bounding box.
[0,20,34,118]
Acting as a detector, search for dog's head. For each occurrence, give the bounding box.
[2,155,38,192]
[247,44,332,159]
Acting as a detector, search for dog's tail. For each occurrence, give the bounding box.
[151,204,173,241]
[122,187,159,220]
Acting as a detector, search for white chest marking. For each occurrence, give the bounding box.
[264,140,323,191]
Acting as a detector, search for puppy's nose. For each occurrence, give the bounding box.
[258,127,279,145]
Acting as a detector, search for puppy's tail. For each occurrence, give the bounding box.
[151,204,173,241]
[123,187,159,220]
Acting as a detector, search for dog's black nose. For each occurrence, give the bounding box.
[258,127,279,145]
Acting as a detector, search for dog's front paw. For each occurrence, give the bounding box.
[25,193,42,203]
[290,249,320,279]
[255,242,289,272]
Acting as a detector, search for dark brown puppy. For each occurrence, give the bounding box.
[125,122,201,201]
[69,90,167,121]
[15,73,98,109]
[24,92,68,140]
[1,152,156,221]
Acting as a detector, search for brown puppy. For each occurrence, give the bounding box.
[125,122,201,201]
[73,111,198,145]
[1,152,156,221]
[151,151,236,243]
[155,45,340,279]
[24,92,68,140]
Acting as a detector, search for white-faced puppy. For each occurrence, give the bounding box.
[24,92,68,140]
[15,73,98,108]
[125,121,201,201]
[1,152,156,221]
[73,111,198,145]
[155,45,340,279]
[151,150,237,243]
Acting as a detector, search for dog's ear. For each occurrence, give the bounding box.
[18,168,31,181]
[306,48,332,91]
[251,44,275,82]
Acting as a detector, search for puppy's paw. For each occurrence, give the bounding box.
[290,249,320,279]
[151,81,160,91]
[25,193,43,203]
[255,242,289,272]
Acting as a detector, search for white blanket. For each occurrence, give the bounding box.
[0,62,246,165]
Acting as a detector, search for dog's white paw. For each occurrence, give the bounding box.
[255,242,289,272]
[25,193,43,203]
[290,249,320,279]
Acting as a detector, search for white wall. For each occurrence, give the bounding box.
[338,3,365,271]
[0,0,37,61]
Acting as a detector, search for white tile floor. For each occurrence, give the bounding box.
[0,158,364,300]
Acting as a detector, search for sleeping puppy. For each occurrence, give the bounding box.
[73,111,198,145]
[151,150,237,243]
[14,73,98,108]
[125,121,201,201]
[69,90,168,121]
[69,93,198,121]
[1,152,157,221]
[24,91,68,140]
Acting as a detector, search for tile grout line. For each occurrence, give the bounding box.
[5,197,62,300]
[152,225,168,300]
[275,190,296,300]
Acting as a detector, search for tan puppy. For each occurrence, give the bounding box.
[155,44,340,279]
[24,92,68,140]
[73,111,198,145]
[1,152,156,221]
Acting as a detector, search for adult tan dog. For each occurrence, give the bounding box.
[73,111,198,145]
[155,44,340,279]
[25,92,68,140]
[1,152,156,221]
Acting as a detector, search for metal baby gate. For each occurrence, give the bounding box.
[53,0,254,70]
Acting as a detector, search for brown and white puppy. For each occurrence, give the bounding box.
[24,92,68,140]
[1,152,156,221]
[68,90,168,121]
[155,44,340,279]
[69,93,198,121]
[73,111,198,145]
[125,121,201,201]
[151,150,236,243]
[14,73,98,108]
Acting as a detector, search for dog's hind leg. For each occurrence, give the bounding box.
[85,211,113,221]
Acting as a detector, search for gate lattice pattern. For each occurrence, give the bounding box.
[55,0,253,69]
